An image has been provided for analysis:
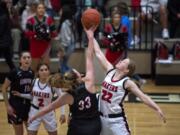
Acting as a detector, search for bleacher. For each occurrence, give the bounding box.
[0,0,180,85]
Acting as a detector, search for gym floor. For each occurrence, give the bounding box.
[0,80,180,135]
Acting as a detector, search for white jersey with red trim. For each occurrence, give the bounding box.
[99,69,129,115]
[31,78,61,109]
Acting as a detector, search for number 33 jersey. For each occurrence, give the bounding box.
[68,83,100,119]
[100,69,129,115]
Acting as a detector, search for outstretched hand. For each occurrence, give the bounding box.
[157,109,166,123]
[11,91,21,97]
[59,114,66,124]
[27,117,34,125]
[7,104,17,118]
[83,25,97,40]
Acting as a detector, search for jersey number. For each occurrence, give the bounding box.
[24,85,31,92]
[101,89,113,103]
[78,96,91,111]
[38,98,44,107]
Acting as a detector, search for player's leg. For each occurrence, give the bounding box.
[7,110,25,135]
[43,111,57,135]
[48,131,57,135]
[12,124,24,135]
[28,107,41,135]
[24,121,28,133]
[22,105,31,133]
[28,130,38,135]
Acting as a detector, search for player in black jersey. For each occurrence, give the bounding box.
[28,27,101,135]
[2,51,34,135]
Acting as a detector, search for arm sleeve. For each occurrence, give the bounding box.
[19,93,32,100]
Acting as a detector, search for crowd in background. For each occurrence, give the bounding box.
[0,0,180,72]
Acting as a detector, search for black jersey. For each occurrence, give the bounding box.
[7,67,34,106]
[68,83,99,119]
[67,83,101,135]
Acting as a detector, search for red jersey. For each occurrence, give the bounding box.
[103,24,127,65]
[26,15,57,58]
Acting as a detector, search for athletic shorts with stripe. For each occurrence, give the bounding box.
[28,106,57,132]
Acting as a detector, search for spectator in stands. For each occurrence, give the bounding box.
[12,0,26,15]
[132,0,169,45]
[26,2,57,72]
[4,0,22,57]
[167,0,180,38]
[101,10,128,65]
[0,1,15,70]
[20,0,37,52]
[117,2,133,48]
[42,0,56,18]
[21,0,37,31]
[58,5,76,74]
[57,47,71,74]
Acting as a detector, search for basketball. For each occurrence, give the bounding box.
[81,8,101,29]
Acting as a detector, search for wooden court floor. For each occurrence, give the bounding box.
[0,102,180,135]
[1,80,180,135]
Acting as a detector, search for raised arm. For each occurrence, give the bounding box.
[93,37,113,72]
[125,80,166,123]
[83,27,96,93]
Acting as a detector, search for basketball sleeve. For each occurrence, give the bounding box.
[19,93,32,100]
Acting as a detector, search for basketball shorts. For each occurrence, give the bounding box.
[8,103,30,125]
[67,117,101,135]
[28,106,57,132]
[100,116,130,135]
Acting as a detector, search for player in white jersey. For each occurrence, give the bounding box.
[89,29,166,135]
[12,63,65,135]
